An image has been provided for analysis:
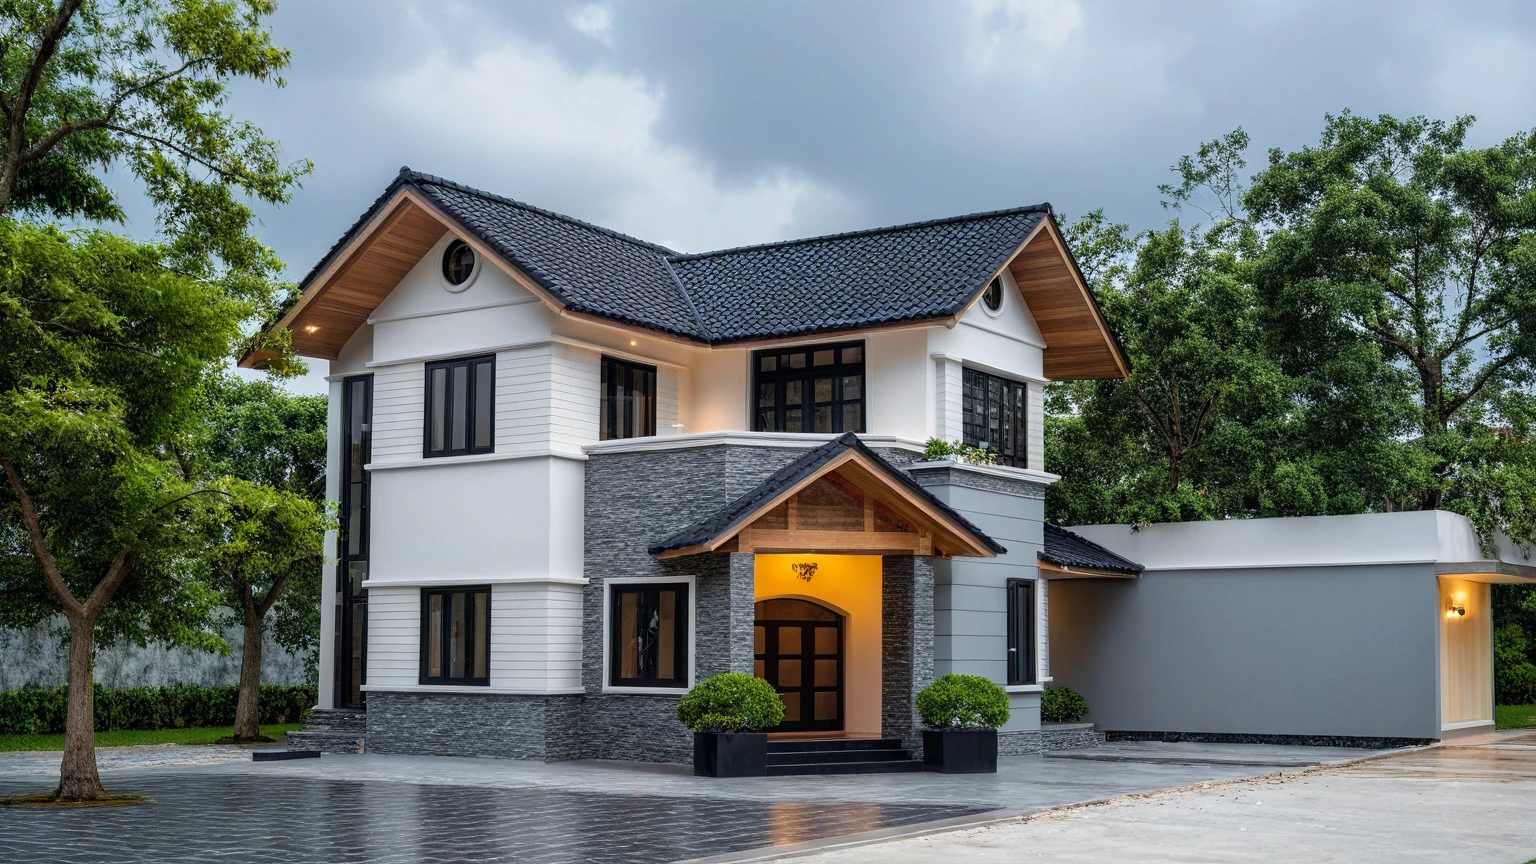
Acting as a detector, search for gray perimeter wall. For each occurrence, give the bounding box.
[1049,564,1441,741]
[0,620,309,691]
[911,465,1048,735]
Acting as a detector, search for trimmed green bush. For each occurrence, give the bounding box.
[676,673,785,732]
[916,674,1010,730]
[0,684,317,735]
[1041,686,1089,724]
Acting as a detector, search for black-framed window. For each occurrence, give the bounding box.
[338,374,372,709]
[752,341,864,434]
[963,367,1028,468]
[600,356,656,440]
[1006,578,1036,686]
[424,355,494,457]
[609,582,689,688]
[420,587,490,685]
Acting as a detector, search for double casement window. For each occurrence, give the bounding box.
[1006,578,1037,686]
[962,367,1028,468]
[420,587,490,685]
[752,341,865,434]
[424,355,495,457]
[608,582,689,688]
[600,356,657,440]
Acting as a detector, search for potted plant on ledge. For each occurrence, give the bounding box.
[677,673,785,778]
[916,673,1010,773]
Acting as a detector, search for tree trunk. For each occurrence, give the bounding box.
[232,614,264,741]
[57,614,104,801]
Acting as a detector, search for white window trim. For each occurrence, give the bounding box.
[436,233,482,292]
[980,277,1005,318]
[601,574,697,695]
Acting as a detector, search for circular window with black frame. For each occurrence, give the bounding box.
[441,238,477,289]
[982,275,1004,313]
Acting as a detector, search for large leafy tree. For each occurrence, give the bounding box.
[0,0,305,801]
[187,375,326,741]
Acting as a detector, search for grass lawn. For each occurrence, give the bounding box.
[0,724,301,753]
[1495,704,1536,730]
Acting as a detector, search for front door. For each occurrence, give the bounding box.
[754,598,843,732]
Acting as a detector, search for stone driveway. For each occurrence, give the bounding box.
[0,741,1384,863]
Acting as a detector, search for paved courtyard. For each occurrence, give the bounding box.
[0,739,1438,863]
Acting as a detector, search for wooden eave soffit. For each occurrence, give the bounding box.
[1037,559,1138,580]
[1003,219,1129,381]
[655,450,998,560]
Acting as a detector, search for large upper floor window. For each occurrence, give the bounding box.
[1006,578,1036,686]
[420,586,490,686]
[752,341,864,434]
[424,355,494,458]
[963,367,1028,468]
[609,581,689,689]
[600,356,656,440]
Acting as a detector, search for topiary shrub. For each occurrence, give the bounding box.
[1041,686,1089,724]
[916,674,1010,730]
[676,673,785,732]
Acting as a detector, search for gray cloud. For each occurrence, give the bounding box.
[206,0,1536,393]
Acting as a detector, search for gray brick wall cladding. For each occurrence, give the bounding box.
[882,555,935,757]
[907,463,1047,499]
[582,445,799,762]
[998,726,1105,755]
[366,692,583,760]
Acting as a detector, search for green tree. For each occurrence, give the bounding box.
[0,0,304,801]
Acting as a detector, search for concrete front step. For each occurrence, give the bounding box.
[765,737,920,775]
[302,709,367,733]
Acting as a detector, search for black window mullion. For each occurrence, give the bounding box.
[424,355,495,458]
[752,341,864,434]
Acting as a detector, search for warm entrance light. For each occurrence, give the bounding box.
[791,562,818,582]
[303,324,320,334]
[1446,599,1466,618]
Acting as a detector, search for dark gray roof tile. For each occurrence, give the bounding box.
[1041,523,1143,574]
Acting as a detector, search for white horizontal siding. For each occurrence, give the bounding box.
[550,343,599,453]
[1039,577,1050,679]
[365,586,420,687]
[1027,381,1045,472]
[371,363,425,464]
[935,357,963,442]
[658,367,680,435]
[491,582,584,690]
[496,345,552,456]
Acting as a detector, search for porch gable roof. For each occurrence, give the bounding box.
[1039,523,1143,577]
[648,433,1005,560]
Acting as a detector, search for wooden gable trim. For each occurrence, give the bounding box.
[654,449,997,560]
[1037,559,1138,580]
[1006,218,1130,381]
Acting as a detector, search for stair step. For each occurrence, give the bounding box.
[767,738,904,753]
[767,748,912,765]
[767,759,923,776]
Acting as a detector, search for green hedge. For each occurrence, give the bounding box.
[1041,686,1089,723]
[676,673,785,732]
[916,674,1010,729]
[0,684,317,735]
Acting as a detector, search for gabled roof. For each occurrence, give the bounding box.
[650,432,1005,559]
[1040,523,1143,576]
[246,168,1128,378]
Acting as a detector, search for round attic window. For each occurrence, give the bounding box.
[982,276,1004,314]
[441,239,477,290]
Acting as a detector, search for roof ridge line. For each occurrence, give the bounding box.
[400,167,679,256]
[667,202,1054,263]
[660,252,711,342]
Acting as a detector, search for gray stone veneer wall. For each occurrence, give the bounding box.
[582,445,805,763]
[881,555,935,756]
[999,723,1105,755]
[367,692,583,760]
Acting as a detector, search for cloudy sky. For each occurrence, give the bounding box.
[215,0,1536,391]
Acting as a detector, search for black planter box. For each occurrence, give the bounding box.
[693,731,767,778]
[922,728,998,774]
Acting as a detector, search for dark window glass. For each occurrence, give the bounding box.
[751,341,865,434]
[424,355,495,457]
[609,583,689,688]
[338,375,372,710]
[442,239,476,285]
[982,276,1004,312]
[962,367,1029,468]
[600,356,658,440]
[420,587,490,685]
[1007,579,1036,686]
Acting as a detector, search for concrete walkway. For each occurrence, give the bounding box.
[775,733,1536,863]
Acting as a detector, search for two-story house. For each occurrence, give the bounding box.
[242,167,1138,767]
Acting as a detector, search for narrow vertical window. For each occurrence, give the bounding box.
[600,356,658,440]
[424,355,495,457]
[1006,578,1036,686]
[420,587,490,685]
[962,367,1029,468]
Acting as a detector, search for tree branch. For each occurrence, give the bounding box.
[1442,350,1523,419]
[0,451,84,617]
[254,561,299,620]
[6,1,83,168]
[81,546,132,620]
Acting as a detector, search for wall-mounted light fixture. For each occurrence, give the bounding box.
[1446,599,1466,618]
[303,324,320,334]
[791,562,818,582]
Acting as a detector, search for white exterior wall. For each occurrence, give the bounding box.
[316,378,344,709]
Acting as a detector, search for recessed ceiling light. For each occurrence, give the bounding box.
[303,325,320,334]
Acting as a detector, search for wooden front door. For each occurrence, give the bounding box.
[754,598,844,732]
